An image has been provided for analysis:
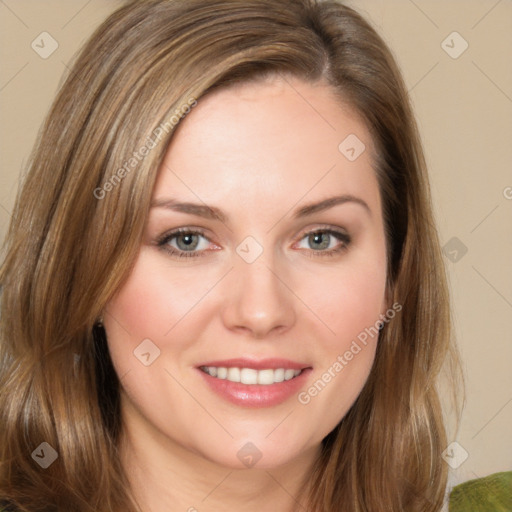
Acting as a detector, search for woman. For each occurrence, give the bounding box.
[0,0,461,510]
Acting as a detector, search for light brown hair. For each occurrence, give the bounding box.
[0,0,461,510]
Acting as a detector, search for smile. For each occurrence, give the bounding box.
[200,366,302,385]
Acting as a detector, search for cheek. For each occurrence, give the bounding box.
[105,248,218,347]
[298,251,388,352]
[294,257,386,428]
[335,266,386,339]
[103,251,221,405]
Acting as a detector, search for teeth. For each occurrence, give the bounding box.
[241,368,258,385]
[257,369,274,385]
[227,367,240,383]
[284,369,295,380]
[274,368,285,382]
[201,366,303,385]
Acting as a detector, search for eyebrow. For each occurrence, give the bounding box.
[150,198,228,222]
[295,195,371,218]
[150,194,371,222]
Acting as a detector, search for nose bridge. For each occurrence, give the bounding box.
[221,246,296,337]
[239,255,282,302]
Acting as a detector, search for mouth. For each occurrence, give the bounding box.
[196,358,312,408]
[199,366,304,385]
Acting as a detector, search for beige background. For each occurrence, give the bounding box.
[1,0,511,492]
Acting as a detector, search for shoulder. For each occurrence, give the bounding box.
[449,471,512,512]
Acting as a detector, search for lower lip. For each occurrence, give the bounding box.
[197,368,312,408]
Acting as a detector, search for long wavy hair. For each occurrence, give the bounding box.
[0,0,461,510]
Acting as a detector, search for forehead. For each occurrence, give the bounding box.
[153,77,380,215]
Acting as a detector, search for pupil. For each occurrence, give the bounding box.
[309,232,329,250]
[177,234,198,250]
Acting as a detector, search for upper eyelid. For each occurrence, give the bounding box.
[157,226,209,241]
[291,225,350,246]
[295,224,348,237]
[160,224,348,238]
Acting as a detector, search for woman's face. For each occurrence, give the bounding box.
[104,77,388,469]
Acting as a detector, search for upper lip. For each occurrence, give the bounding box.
[197,358,311,371]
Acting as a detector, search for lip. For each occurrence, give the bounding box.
[198,358,309,371]
[196,358,312,408]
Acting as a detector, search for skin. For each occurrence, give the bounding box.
[103,76,389,512]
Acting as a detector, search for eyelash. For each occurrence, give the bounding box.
[156,227,351,259]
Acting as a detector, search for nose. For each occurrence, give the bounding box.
[221,256,297,339]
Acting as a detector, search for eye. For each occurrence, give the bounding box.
[295,228,351,256]
[157,228,216,258]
